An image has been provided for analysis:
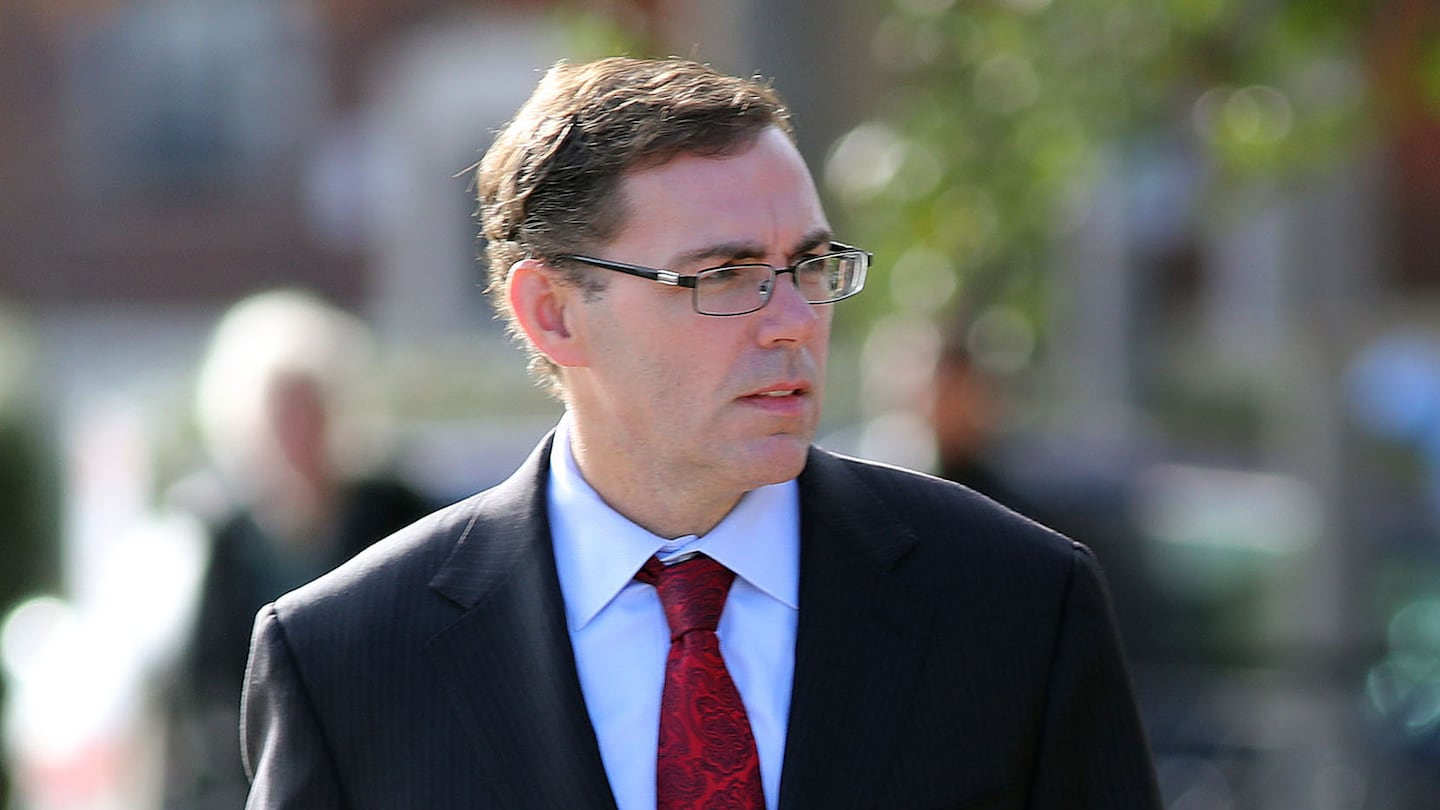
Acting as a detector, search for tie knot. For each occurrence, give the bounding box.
[637,554,736,638]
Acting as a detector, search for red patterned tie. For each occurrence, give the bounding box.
[636,554,765,809]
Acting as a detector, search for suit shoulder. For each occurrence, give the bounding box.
[268,492,481,627]
[814,449,1055,528]
[810,448,1085,566]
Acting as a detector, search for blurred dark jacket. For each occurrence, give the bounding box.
[162,475,435,810]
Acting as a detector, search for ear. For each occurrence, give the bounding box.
[507,258,588,368]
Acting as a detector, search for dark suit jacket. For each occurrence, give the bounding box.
[242,437,1162,809]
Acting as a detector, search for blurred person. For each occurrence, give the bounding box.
[241,57,1161,809]
[927,334,1036,515]
[161,289,434,810]
[928,329,1164,666]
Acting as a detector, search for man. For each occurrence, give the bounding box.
[242,56,1162,809]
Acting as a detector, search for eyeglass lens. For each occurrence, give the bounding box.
[693,252,866,315]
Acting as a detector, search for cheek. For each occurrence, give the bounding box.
[639,339,727,400]
[602,330,707,402]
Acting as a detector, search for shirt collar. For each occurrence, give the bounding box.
[547,412,800,631]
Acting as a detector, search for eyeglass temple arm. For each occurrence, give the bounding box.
[555,255,699,288]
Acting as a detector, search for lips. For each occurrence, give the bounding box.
[742,382,809,399]
[737,382,813,418]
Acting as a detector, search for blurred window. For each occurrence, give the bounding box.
[60,0,325,199]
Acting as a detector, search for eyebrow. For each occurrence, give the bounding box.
[668,228,834,269]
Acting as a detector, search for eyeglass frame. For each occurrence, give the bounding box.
[552,242,872,317]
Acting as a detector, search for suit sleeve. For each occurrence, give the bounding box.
[1027,547,1163,809]
[242,603,348,810]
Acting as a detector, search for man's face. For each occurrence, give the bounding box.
[563,126,834,499]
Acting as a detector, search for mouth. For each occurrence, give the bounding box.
[739,383,811,405]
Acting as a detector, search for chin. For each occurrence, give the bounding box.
[738,434,811,487]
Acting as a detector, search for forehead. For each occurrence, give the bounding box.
[609,127,829,262]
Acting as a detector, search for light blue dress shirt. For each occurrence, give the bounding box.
[547,413,800,810]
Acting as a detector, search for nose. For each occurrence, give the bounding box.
[755,269,822,345]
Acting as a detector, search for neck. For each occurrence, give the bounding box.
[564,420,741,539]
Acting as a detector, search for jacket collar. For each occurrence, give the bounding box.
[426,432,619,810]
[779,447,934,809]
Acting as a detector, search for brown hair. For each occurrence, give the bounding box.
[475,56,793,390]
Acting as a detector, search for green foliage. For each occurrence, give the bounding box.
[0,414,59,611]
[550,5,654,61]
[830,0,1376,339]
[1422,32,1440,115]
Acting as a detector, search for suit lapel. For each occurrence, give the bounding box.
[778,449,936,810]
[425,436,617,810]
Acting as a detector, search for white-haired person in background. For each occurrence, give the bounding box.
[161,289,435,810]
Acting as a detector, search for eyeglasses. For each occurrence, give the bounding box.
[555,242,871,317]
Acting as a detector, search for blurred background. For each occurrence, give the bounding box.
[1,0,1438,807]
